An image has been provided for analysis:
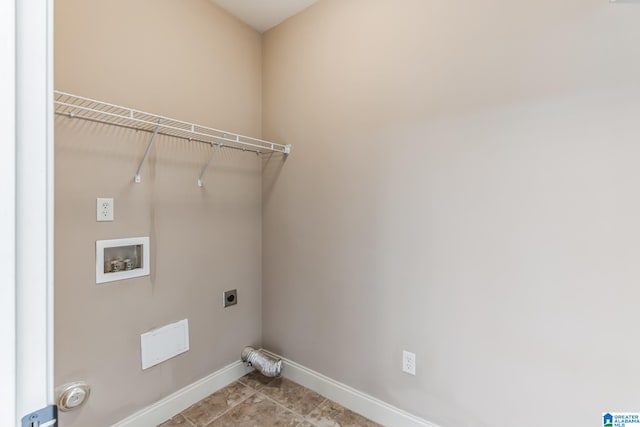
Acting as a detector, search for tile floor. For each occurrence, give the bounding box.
[158,371,382,427]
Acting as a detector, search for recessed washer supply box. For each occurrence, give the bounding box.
[96,237,150,284]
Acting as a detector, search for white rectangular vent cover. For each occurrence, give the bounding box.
[140,319,189,370]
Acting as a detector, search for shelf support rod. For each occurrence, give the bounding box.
[197,143,222,187]
[134,119,162,183]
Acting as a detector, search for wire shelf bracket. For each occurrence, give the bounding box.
[198,143,222,188]
[134,119,162,184]
[54,90,291,185]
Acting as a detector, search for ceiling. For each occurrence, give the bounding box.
[212,0,320,33]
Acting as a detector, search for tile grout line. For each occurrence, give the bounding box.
[179,380,257,427]
[197,384,258,427]
[241,376,331,426]
[302,397,328,426]
[255,391,316,424]
[255,389,328,426]
[159,413,197,427]
[237,377,276,390]
[300,397,328,427]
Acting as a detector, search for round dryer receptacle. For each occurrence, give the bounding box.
[56,382,91,411]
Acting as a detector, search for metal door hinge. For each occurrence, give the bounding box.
[21,405,57,427]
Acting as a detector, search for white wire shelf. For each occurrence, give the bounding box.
[54,90,291,186]
[54,91,290,154]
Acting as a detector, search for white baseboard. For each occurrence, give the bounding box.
[111,360,253,427]
[262,350,439,427]
[111,353,438,427]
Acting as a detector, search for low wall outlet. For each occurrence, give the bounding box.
[97,198,114,221]
[402,350,416,375]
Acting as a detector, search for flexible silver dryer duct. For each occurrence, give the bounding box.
[241,347,282,377]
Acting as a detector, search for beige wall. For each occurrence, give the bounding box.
[54,1,263,426]
[262,1,640,426]
[56,0,640,425]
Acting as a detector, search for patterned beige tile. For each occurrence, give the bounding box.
[157,413,193,427]
[181,381,254,426]
[238,370,277,390]
[306,399,382,427]
[258,378,327,416]
[296,422,316,427]
[206,393,303,427]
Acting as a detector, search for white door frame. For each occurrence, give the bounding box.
[2,0,55,425]
[0,0,17,424]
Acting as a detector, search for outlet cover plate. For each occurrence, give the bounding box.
[402,350,416,375]
[97,198,114,222]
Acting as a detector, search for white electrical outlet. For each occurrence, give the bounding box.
[97,198,114,221]
[402,350,416,375]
